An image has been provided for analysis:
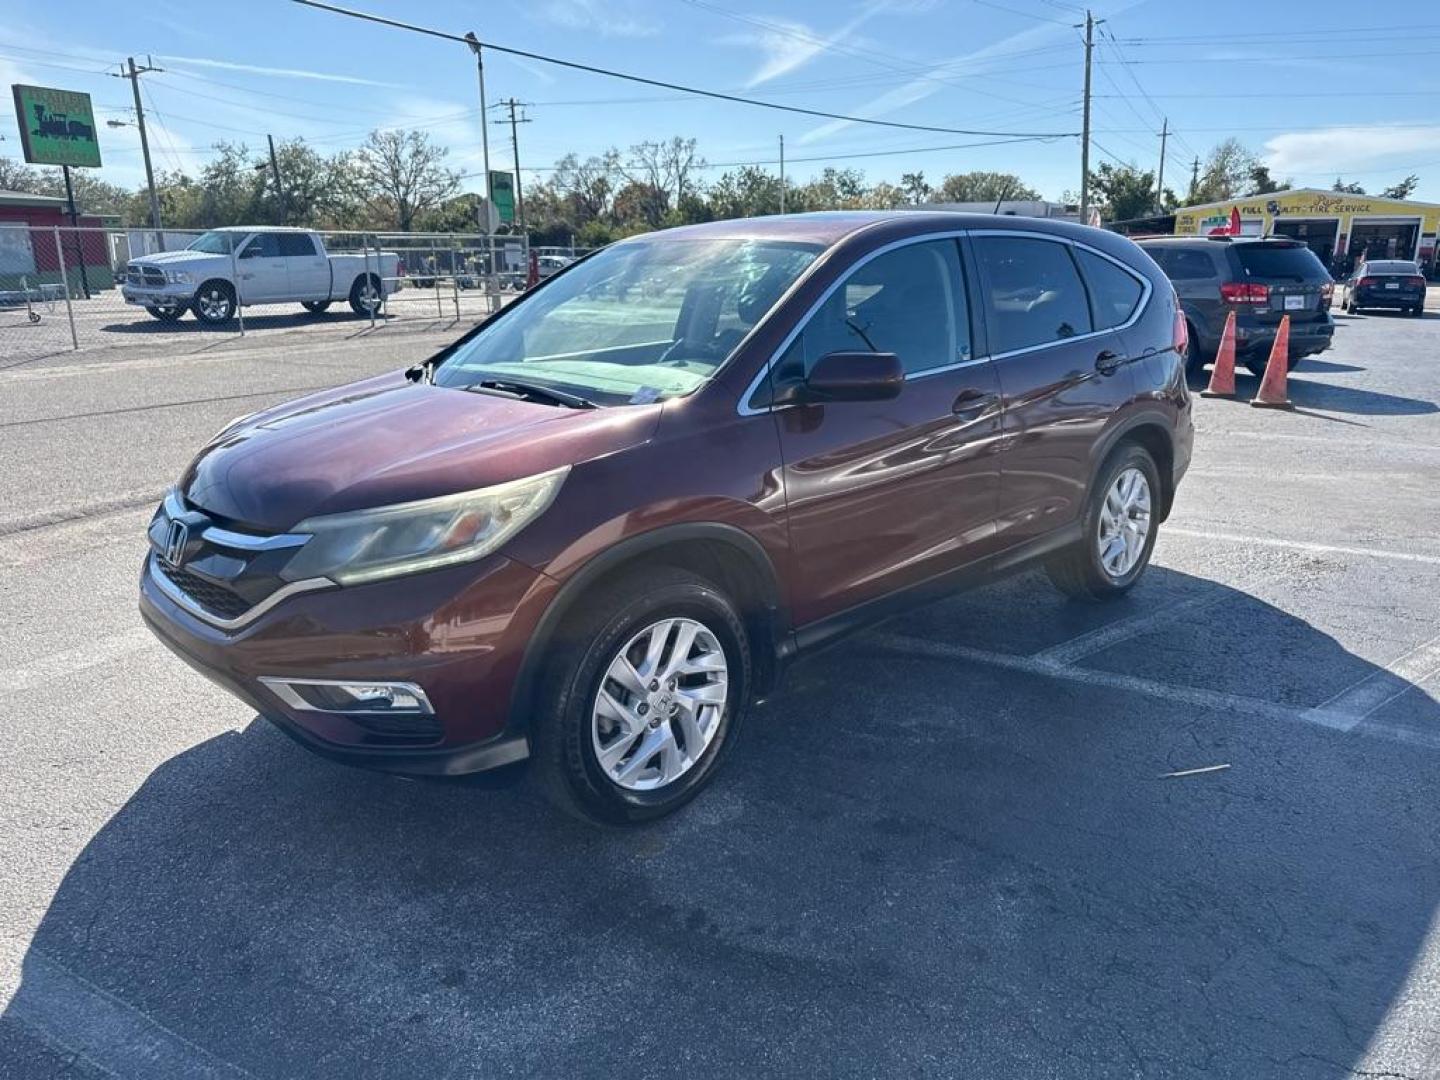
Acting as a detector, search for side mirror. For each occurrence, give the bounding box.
[794,350,904,404]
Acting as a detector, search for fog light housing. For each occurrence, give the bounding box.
[259,677,433,715]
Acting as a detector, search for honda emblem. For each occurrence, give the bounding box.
[163,520,189,568]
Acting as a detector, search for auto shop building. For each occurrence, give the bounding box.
[1173,189,1440,278]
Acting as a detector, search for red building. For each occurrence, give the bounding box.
[0,189,115,291]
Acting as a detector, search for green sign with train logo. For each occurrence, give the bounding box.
[12,84,103,168]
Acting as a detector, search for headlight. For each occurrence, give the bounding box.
[166,270,194,285]
[280,467,568,586]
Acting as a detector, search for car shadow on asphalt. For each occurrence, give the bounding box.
[4,568,1438,1077]
[1186,367,1436,417]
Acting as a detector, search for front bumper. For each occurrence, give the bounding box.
[139,551,554,775]
[121,282,194,307]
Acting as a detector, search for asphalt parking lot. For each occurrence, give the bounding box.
[2,309,1439,1078]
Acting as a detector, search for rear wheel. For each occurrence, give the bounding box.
[348,274,381,316]
[301,300,331,314]
[1047,444,1160,601]
[529,566,750,825]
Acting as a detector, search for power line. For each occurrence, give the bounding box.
[288,0,1079,139]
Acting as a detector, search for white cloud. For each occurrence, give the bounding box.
[536,0,658,38]
[735,10,879,89]
[159,55,401,87]
[1263,126,1440,176]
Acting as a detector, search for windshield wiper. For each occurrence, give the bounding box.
[464,378,599,409]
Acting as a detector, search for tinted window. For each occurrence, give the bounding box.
[1235,243,1329,281]
[1150,247,1217,280]
[1076,248,1144,329]
[242,233,283,259]
[1365,260,1419,275]
[278,233,316,257]
[974,236,1092,353]
[798,239,970,377]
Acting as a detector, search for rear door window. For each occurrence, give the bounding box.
[1235,244,1329,281]
[973,235,1093,354]
[1151,247,1216,280]
[1075,248,1144,330]
[278,233,316,257]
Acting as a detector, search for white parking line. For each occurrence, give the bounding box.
[869,632,1440,751]
[1164,526,1440,566]
[1306,634,1440,731]
[7,950,256,1079]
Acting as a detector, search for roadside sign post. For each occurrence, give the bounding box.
[60,166,91,299]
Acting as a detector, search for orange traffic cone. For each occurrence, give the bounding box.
[1250,315,1295,410]
[1200,310,1238,398]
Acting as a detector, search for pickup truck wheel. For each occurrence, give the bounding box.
[301,300,331,314]
[348,274,381,316]
[192,281,236,325]
[1047,444,1159,602]
[529,566,750,825]
[145,302,184,322]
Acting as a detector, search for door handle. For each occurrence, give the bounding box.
[951,389,998,416]
[1095,349,1125,375]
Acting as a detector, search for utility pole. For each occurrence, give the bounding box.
[492,98,531,231]
[266,134,287,225]
[1155,117,1169,214]
[464,32,499,307]
[111,57,164,251]
[1077,10,1101,224]
[779,134,786,214]
[1189,156,1201,202]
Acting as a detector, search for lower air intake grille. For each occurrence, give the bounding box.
[156,562,253,620]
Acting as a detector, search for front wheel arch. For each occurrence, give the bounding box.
[507,523,786,739]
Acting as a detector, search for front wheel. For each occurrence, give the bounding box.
[1047,444,1160,601]
[191,281,236,325]
[530,567,750,825]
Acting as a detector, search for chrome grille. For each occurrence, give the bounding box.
[126,266,166,286]
[154,561,252,620]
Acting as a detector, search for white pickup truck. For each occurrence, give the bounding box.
[120,227,402,325]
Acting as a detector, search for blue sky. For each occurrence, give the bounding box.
[4,0,1440,204]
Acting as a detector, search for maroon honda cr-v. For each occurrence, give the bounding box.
[140,211,1193,823]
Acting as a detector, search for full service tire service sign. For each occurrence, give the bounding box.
[11,84,103,168]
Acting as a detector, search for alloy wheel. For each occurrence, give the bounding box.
[1097,467,1151,579]
[591,617,728,792]
[198,288,232,321]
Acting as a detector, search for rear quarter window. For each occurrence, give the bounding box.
[1234,244,1329,282]
[1075,248,1144,329]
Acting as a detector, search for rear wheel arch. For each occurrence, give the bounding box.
[1094,417,1175,522]
[508,523,787,736]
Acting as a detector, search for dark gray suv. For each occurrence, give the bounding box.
[1138,236,1335,376]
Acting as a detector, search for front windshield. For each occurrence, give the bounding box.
[187,231,241,254]
[433,237,821,406]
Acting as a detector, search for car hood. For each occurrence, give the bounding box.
[132,249,227,267]
[180,371,662,531]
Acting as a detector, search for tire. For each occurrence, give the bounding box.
[529,566,751,825]
[348,274,382,317]
[1046,443,1161,602]
[191,281,236,325]
[1183,321,1206,374]
[1242,356,1268,378]
[145,302,183,322]
[301,300,331,314]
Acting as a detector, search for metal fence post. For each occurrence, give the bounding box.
[363,235,377,329]
[51,227,78,350]
[372,234,386,321]
[228,237,245,337]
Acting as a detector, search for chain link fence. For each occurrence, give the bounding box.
[0,224,552,366]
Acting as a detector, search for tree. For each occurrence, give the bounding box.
[1381,174,1419,200]
[549,150,619,226]
[0,157,39,191]
[1189,139,1256,204]
[899,171,931,205]
[865,181,907,210]
[1332,177,1366,195]
[611,180,669,230]
[354,129,461,231]
[707,166,782,219]
[793,167,868,210]
[1244,164,1288,196]
[930,171,1040,204]
[195,142,265,227]
[1088,161,1158,222]
[624,137,705,207]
